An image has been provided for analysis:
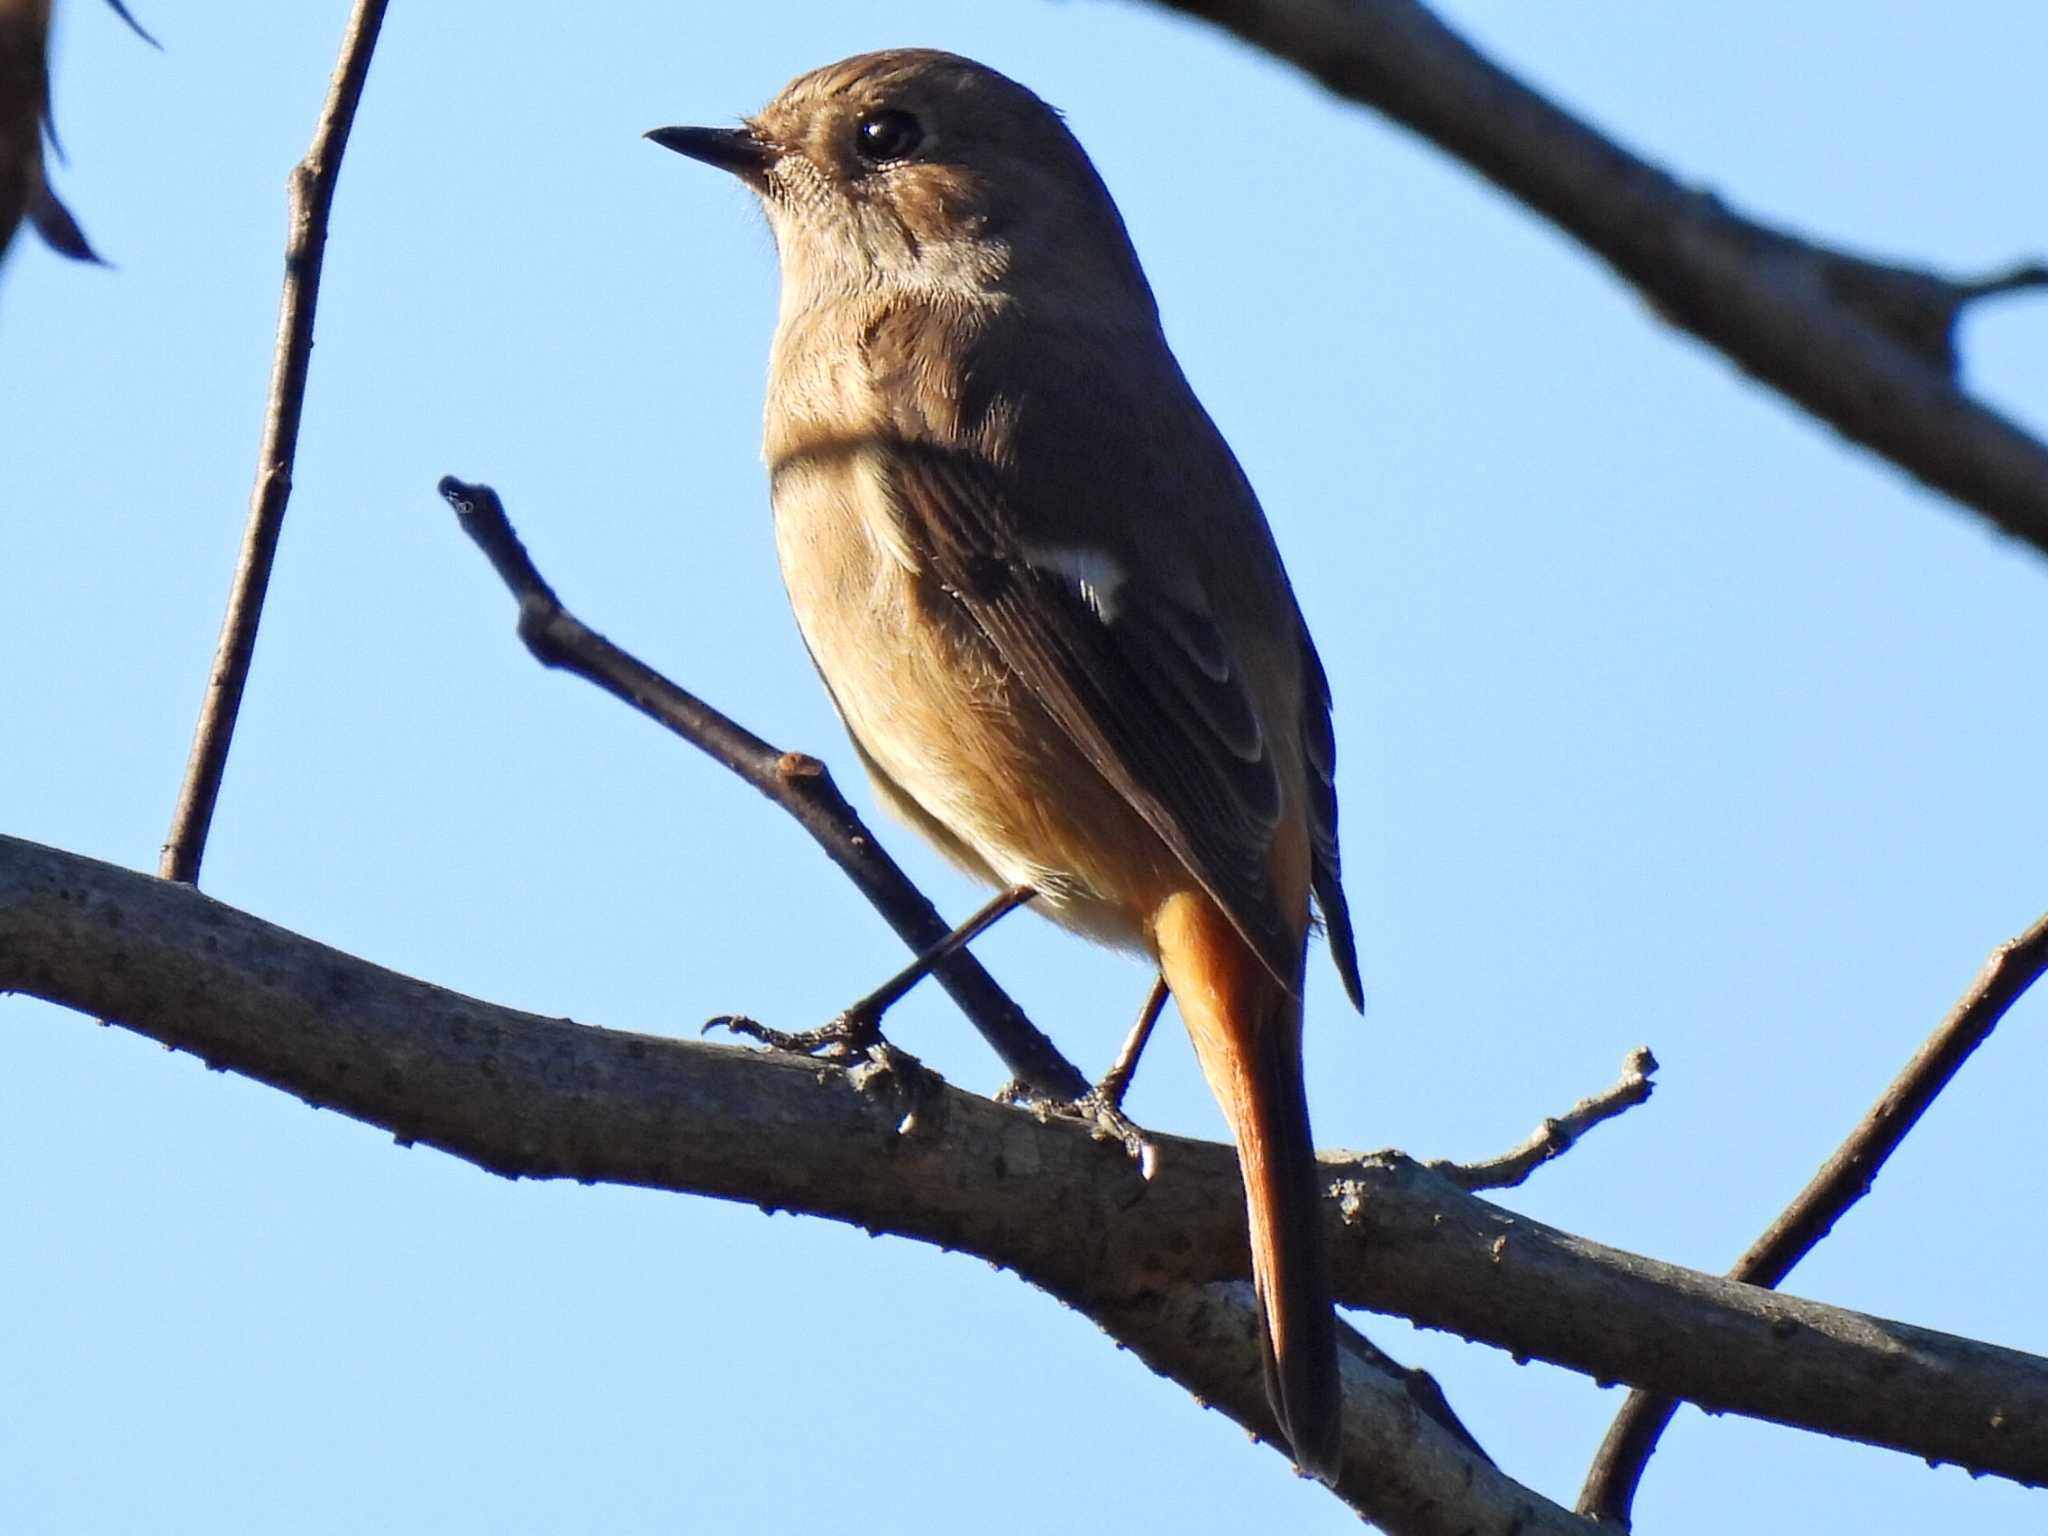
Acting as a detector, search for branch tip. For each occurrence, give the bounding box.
[1956,260,2048,304]
[103,0,163,49]
[1438,1047,1659,1192]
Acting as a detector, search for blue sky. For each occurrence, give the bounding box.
[6,3,2046,1531]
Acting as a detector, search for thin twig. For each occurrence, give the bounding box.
[1435,1046,1658,1192]
[1578,909,2048,1526]
[434,476,1090,1101]
[158,0,388,884]
[1130,0,2048,558]
[1954,260,2048,303]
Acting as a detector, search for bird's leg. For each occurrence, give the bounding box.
[1090,973,1171,1111]
[830,883,1037,1039]
[709,885,1037,1056]
[1064,975,1170,1173]
[995,975,1168,1168]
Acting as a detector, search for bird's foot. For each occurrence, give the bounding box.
[704,1004,887,1060]
[1074,1081,1160,1178]
[996,1076,1160,1179]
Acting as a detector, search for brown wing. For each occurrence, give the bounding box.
[885,439,1300,986]
[862,304,1362,997]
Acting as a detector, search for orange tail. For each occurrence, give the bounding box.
[1157,893,1341,1483]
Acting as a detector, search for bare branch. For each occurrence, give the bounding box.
[1435,1046,1658,1192]
[434,475,1089,1101]
[1954,261,2048,305]
[1578,909,2048,1526]
[1125,0,2048,558]
[158,0,389,884]
[7,832,2047,1498]
[2,832,1587,1535]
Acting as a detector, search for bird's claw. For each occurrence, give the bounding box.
[1074,1086,1159,1176]
[997,1079,1159,1178]
[703,1006,887,1058]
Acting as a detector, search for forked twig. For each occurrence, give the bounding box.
[434,476,1089,1101]
[1578,910,2048,1526]
[1130,0,2048,559]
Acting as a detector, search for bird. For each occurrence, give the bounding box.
[649,49,1363,1481]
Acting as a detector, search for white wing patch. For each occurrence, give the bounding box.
[1022,542,1127,624]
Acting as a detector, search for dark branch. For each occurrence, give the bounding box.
[1127,0,2048,559]
[158,0,388,884]
[7,832,2048,1499]
[2,0,115,263]
[1577,909,2048,1526]
[1806,251,2048,378]
[1,832,1586,1535]
[1435,1046,1658,1192]
[433,475,1089,1102]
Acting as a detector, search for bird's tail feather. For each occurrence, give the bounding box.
[1158,895,1342,1483]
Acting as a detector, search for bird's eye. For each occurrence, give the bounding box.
[854,109,923,164]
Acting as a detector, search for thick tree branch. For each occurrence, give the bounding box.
[1127,0,2048,558]
[159,0,389,884]
[434,475,1088,1101]
[7,832,2047,1503]
[1577,909,2048,1526]
[1330,1151,2048,1493]
[3,833,1577,1535]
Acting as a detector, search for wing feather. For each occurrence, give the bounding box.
[857,305,1356,997]
[889,440,1299,985]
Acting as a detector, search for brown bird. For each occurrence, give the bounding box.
[650,49,1362,1480]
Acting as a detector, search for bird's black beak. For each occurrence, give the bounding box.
[645,125,774,186]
